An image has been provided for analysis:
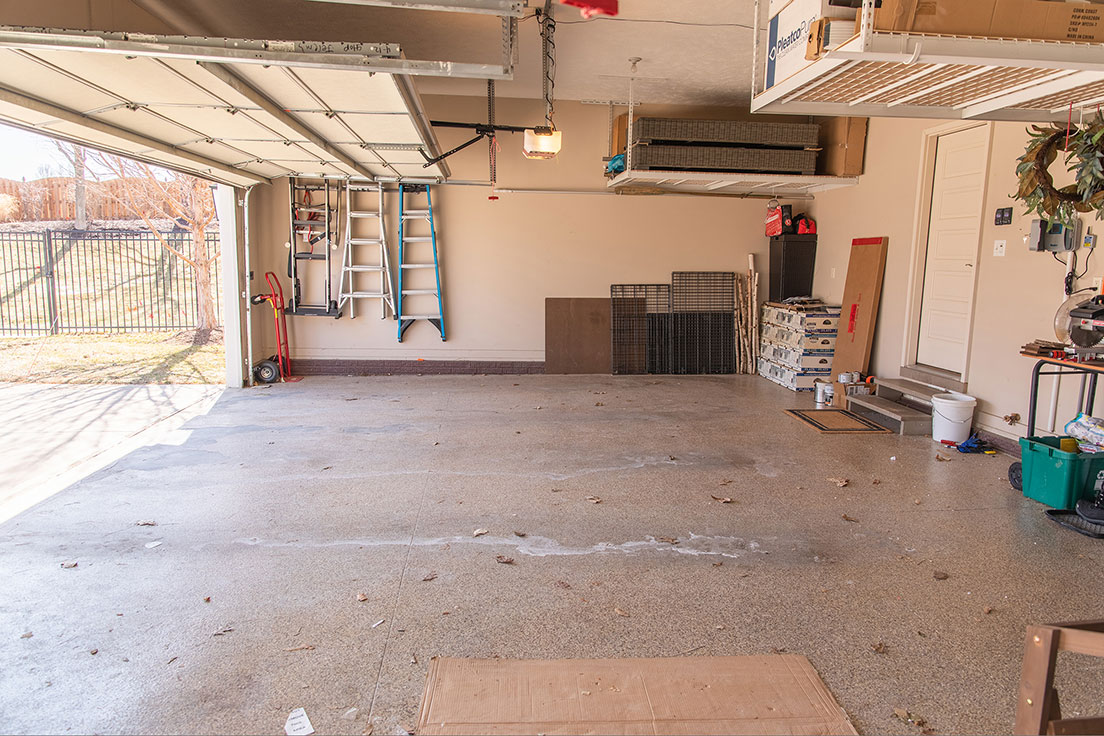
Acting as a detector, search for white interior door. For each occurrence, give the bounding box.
[916,125,988,374]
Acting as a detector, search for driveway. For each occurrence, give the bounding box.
[0,382,222,522]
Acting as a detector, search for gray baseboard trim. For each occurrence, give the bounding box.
[293,359,545,376]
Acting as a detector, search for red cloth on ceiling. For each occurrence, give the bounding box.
[561,0,618,18]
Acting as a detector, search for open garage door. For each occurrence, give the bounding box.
[0,25,461,185]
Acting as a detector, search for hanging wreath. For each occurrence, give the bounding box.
[1016,118,1104,226]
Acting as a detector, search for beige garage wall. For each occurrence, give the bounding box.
[247,96,799,365]
[809,117,1102,440]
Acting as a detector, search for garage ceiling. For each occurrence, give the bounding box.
[0,26,455,187]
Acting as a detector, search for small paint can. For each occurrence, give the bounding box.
[814,381,834,407]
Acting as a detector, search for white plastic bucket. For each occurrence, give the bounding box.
[931,392,977,444]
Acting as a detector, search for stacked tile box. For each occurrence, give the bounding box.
[757,301,840,392]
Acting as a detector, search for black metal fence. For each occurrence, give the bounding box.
[0,229,221,335]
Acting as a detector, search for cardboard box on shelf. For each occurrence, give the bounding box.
[816,117,868,177]
[766,0,857,89]
[873,0,1104,42]
[806,17,859,59]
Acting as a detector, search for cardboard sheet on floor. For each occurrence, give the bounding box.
[832,237,888,407]
[416,655,858,735]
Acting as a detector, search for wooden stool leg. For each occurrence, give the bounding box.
[1014,626,1061,735]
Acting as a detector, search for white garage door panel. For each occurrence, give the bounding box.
[31,50,216,107]
[0,27,449,185]
[0,50,118,114]
[291,67,408,111]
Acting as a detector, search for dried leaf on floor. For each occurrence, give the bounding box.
[614,608,630,617]
[60,561,78,569]
[872,642,888,654]
[495,555,515,565]
[828,478,850,488]
[933,571,950,580]
[984,606,994,614]
[203,596,211,603]
[513,531,527,537]
[935,455,952,462]
[136,520,157,526]
[473,528,489,537]
[357,593,369,602]
[712,561,723,567]
[285,645,315,652]
[872,479,881,485]
[89,649,98,655]
[710,495,733,504]
[372,619,385,628]
[595,402,605,407]
[422,572,438,582]
[658,537,679,544]
[585,496,602,504]
[841,514,859,523]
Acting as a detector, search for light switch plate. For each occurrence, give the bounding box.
[994,239,1006,257]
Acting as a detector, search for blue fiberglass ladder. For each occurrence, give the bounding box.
[397,184,445,342]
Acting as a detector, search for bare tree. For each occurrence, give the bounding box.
[87,152,221,339]
[53,142,88,228]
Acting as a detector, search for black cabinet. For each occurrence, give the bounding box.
[769,234,817,302]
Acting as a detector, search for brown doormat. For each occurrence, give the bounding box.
[786,408,890,434]
[416,655,858,735]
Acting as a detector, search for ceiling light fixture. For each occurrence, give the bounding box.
[524,0,562,160]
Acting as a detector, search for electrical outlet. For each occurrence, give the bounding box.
[994,239,1006,257]
[1094,277,1103,291]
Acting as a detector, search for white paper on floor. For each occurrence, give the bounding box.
[285,707,314,736]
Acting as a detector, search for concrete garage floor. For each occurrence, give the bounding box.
[2,375,1102,735]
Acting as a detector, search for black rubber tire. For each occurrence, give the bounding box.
[254,360,280,384]
[1008,461,1023,492]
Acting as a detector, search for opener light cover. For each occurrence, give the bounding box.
[523,128,562,159]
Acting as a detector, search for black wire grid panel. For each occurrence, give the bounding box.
[0,229,222,335]
[611,272,736,375]
[671,271,736,375]
[611,284,670,375]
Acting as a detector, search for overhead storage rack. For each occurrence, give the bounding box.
[606,170,857,199]
[752,0,1104,123]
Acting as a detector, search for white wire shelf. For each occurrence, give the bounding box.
[606,170,858,199]
[751,0,1104,123]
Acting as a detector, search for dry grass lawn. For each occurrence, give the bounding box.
[0,330,224,384]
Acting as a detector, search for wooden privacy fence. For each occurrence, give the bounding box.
[0,177,180,222]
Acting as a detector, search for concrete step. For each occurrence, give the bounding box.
[848,394,931,436]
[875,376,944,403]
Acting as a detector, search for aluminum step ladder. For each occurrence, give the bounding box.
[287,176,341,318]
[397,184,445,342]
[338,182,395,320]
